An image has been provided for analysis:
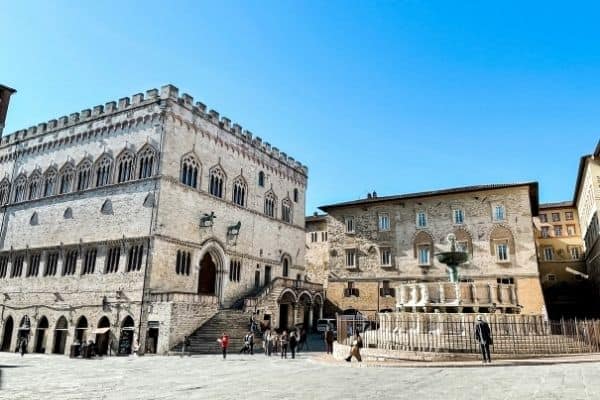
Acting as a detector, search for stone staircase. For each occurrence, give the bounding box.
[172,309,262,354]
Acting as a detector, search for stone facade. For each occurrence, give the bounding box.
[534,202,591,318]
[0,84,308,355]
[573,141,600,304]
[314,183,546,318]
[305,214,330,288]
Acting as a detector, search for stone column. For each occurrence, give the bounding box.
[319,304,323,320]
[308,306,314,330]
[292,304,298,327]
[489,283,498,304]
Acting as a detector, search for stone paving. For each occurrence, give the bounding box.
[1,350,600,399]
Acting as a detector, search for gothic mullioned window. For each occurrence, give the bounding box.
[28,170,42,200]
[264,191,276,217]
[0,256,8,279]
[116,150,135,183]
[63,250,78,275]
[13,174,27,202]
[82,248,97,275]
[0,178,10,205]
[94,154,113,187]
[76,159,92,191]
[181,153,200,188]
[229,259,241,282]
[26,253,41,277]
[44,252,59,276]
[209,166,226,198]
[43,168,58,197]
[232,176,247,207]
[10,254,24,278]
[137,144,156,179]
[59,162,75,194]
[281,198,292,223]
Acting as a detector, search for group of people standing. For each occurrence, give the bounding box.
[262,328,308,359]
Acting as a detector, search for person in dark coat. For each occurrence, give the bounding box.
[19,338,27,357]
[289,331,298,359]
[345,333,362,362]
[325,326,334,354]
[474,315,493,364]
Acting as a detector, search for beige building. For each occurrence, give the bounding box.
[573,140,600,308]
[534,202,589,318]
[313,183,546,318]
[0,84,315,355]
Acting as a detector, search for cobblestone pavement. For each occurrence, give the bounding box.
[1,350,600,400]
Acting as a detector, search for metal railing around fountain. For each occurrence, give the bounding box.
[337,313,600,355]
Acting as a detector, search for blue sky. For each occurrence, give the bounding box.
[1,1,598,213]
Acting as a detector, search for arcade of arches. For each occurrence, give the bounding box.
[277,289,323,331]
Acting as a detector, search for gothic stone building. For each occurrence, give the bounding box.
[313,183,546,318]
[0,84,309,355]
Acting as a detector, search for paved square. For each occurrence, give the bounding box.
[1,351,600,400]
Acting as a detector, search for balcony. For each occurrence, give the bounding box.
[395,281,519,313]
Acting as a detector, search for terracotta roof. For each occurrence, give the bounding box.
[319,182,539,215]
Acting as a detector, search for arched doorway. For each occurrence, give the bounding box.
[298,293,312,330]
[34,316,49,353]
[95,317,110,356]
[75,316,88,343]
[53,316,68,354]
[1,316,14,351]
[198,253,217,295]
[278,290,297,330]
[118,316,135,355]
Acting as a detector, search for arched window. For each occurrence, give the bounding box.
[28,170,42,200]
[180,153,200,188]
[59,162,75,194]
[258,171,265,187]
[293,188,299,203]
[232,176,247,207]
[0,178,10,205]
[209,166,226,198]
[43,168,57,197]
[264,191,276,217]
[13,174,27,202]
[137,144,156,179]
[94,154,113,187]
[281,198,292,223]
[282,257,290,278]
[116,149,135,183]
[76,159,92,191]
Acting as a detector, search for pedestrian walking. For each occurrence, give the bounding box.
[132,339,140,357]
[218,332,229,360]
[19,338,27,357]
[280,331,288,359]
[289,331,298,359]
[345,332,362,362]
[267,331,274,357]
[263,329,270,357]
[181,336,191,357]
[272,332,280,355]
[325,326,334,355]
[240,332,253,354]
[474,315,493,364]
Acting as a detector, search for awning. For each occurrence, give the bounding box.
[93,327,110,334]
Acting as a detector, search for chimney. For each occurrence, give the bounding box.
[0,85,17,136]
[367,193,372,199]
[372,191,378,198]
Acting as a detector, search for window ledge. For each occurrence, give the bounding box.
[380,264,395,269]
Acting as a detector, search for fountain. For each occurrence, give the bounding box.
[436,233,468,283]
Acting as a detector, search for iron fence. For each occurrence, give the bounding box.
[337,313,600,354]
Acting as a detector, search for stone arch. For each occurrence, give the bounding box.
[1,315,14,351]
[101,199,113,215]
[64,207,73,219]
[453,227,473,255]
[208,164,227,198]
[27,169,42,200]
[118,315,135,355]
[264,189,277,218]
[278,288,298,304]
[297,290,313,305]
[95,316,111,355]
[34,316,49,353]
[58,161,75,194]
[137,143,157,179]
[313,293,324,306]
[76,157,93,191]
[197,240,226,297]
[94,152,114,187]
[30,212,39,226]
[413,230,434,258]
[0,177,10,205]
[53,316,68,354]
[42,166,58,197]
[75,316,89,343]
[489,224,516,256]
[13,173,27,202]
[231,174,247,207]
